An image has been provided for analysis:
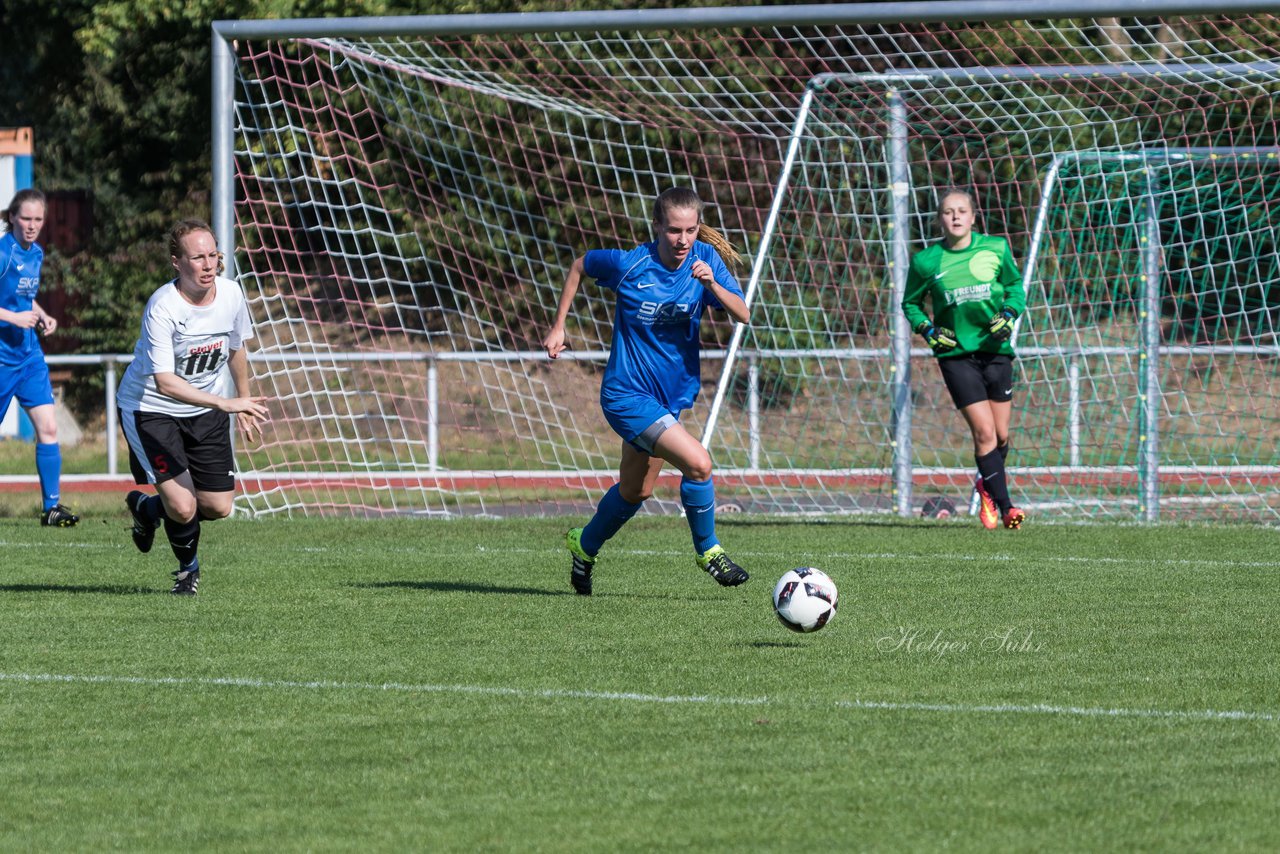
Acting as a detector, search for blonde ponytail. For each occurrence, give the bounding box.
[697,223,744,274]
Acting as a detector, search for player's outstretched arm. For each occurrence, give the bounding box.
[542,255,586,359]
[153,371,270,420]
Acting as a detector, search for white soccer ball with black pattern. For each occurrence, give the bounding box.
[772,567,838,633]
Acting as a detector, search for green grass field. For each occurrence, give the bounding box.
[1,511,1278,851]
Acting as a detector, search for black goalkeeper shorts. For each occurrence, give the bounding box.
[937,352,1015,410]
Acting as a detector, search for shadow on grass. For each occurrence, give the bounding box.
[747,639,806,648]
[352,580,726,601]
[0,583,159,596]
[719,517,966,529]
[353,580,567,597]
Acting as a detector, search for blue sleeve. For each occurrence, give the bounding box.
[583,249,625,292]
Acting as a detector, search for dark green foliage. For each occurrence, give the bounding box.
[0,0,426,421]
[6,3,1280,430]
[42,241,168,414]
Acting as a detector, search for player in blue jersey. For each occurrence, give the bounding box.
[542,187,751,595]
[0,189,78,527]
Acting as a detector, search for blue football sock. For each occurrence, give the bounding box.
[35,443,62,511]
[140,494,163,525]
[580,484,643,555]
[680,476,718,555]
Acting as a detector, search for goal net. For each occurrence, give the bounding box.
[221,7,1280,521]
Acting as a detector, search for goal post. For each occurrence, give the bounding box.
[211,2,1280,521]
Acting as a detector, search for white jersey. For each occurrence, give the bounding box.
[118,276,255,417]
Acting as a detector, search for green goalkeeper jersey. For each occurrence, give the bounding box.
[901,233,1026,358]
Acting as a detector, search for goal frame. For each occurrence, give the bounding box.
[730,63,1280,518]
[211,0,1280,520]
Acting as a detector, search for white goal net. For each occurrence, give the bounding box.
[218,5,1280,521]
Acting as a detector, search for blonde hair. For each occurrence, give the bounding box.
[936,187,976,212]
[168,219,225,274]
[652,187,744,273]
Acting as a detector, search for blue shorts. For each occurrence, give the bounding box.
[0,356,55,414]
[600,390,679,454]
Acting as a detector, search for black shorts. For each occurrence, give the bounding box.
[120,408,236,492]
[936,353,1015,410]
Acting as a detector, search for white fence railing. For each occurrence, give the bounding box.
[42,345,1280,478]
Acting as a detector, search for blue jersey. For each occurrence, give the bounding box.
[586,240,742,416]
[0,233,44,367]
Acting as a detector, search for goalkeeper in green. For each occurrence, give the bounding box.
[901,188,1026,529]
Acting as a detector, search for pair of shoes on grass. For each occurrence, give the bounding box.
[975,478,1026,530]
[126,490,198,596]
[565,528,748,596]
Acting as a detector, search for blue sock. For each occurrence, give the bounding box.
[680,476,718,555]
[140,495,163,525]
[35,443,62,511]
[580,484,643,555]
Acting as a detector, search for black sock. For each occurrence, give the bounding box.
[997,442,1010,462]
[164,517,201,570]
[976,449,1011,514]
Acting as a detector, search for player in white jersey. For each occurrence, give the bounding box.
[118,220,269,595]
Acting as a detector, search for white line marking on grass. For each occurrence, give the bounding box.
[0,540,120,550]
[1,672,1273,722]
[836,698,1276,722]
[0,672,767,707]
[5,538,1279,570]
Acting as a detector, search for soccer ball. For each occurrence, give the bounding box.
[921,495,956,519]
[772,567,838,633]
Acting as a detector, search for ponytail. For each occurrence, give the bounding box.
[697,223,744,274]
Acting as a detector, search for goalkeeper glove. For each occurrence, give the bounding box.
[988,307,1018,341]
[916,322,958,354]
